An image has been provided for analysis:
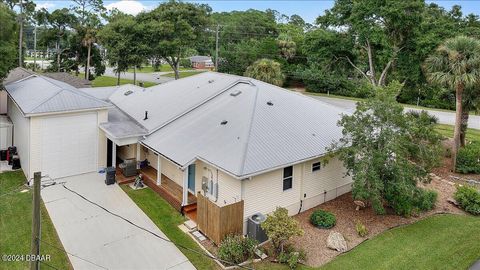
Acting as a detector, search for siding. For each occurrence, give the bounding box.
[196,160,241,206]
[117,144,137,161]
[7,96,30,179]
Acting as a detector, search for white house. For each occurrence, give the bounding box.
[5,70,352,235]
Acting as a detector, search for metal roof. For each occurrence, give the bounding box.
[108,72,239,133]
[78,84,142,102]
[189,56,213,62]
[4,74,110,115]
[141,73,348,178]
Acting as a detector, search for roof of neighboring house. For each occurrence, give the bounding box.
[141,72,348,178]
[42,72,91,88]
[189,56,213,62]
[4,74,110,115]
[3,67,34,85]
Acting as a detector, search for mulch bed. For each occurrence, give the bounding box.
[290,175,466,267]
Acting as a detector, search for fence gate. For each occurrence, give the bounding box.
[196,193,244,245]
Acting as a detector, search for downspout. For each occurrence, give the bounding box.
[298,163,305,214]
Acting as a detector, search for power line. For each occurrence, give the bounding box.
[61,184,255,270]
[0,184,29,198]
[38,238,109,270]
[39,261,61,270]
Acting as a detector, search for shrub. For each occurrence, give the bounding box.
[310,209,336,229]
[261,207,304,253]
[385,187,437,216]
[454,185,480,215]
[413,189,438,211]
[278,246,306,269]
[456,142,480,174]
[217,235,258,265]
[179,58,192,69]
[355,221,368,237]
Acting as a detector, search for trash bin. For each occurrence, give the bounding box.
[105,167,116,185]
[11,155,21,170]
[0,150,7,161]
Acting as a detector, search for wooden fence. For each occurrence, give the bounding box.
[196,193,244,245]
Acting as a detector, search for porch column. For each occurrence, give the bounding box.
[136,143,141,169]
[156,155,162,185]
[112,142,116,168]
[182,167,189,206]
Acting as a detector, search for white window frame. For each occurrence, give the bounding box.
[282,166,293,191]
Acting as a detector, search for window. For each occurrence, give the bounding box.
[283,166,293,191]
[312,162,321,172]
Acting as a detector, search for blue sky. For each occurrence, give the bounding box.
[35,0,480,23]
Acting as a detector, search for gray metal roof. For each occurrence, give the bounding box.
[108,72,239,133]
[189,56,213,62]
[4,74,110,115]
[100,107,148,139]
[42,72,92,88]
[142,73,348,178]
[78,84,142,102]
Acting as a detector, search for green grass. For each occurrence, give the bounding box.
[435,124,480,142]
[77,73,157,88]
[121,185,216,270]
[255,214,480,270]
[164,71,205,78]
[0,171,71,270]
[127,64,189,73]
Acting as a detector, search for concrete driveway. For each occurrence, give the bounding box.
[41,173,195,270]
[310,95,480,129]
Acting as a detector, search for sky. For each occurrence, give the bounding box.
[34,0,480,24]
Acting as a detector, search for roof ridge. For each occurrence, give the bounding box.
[238,83,261,176]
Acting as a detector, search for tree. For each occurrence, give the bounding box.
[424,36,480,170]
[0,3,17,81]
[138,1,211,79]
[244,58,284,86]
[330,81,441,216]
[317,0,424,87]
[261,207,303,253]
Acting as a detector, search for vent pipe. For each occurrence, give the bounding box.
[143,111,148,120]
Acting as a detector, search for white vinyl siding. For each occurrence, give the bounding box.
[196,160,241,206]
[7,97,30,179]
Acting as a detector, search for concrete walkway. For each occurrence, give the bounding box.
[41,173,195,270]
[310,95,480,129]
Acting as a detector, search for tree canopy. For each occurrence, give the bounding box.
[0,3,17,81]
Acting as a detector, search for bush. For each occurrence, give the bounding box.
[278,246,306,269]
[180,58,192,69]
[454,185,480,215]
[385,187,437,216]
[413,189,438,211]
[261,207,304,253]
[456,142,480,174]
[355,221,368,237]
[217,235,258,265]
[310,209,336,229]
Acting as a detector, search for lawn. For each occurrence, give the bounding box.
[77,73,157,87]
[255,214,480,270]
[0,171,71,270]
[127,64,189,73]
[164,71,205,78]
[121,185,216,270]
[435,124,480,142]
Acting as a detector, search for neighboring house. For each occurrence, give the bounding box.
[189,56,215,70]
[6,69,352,235]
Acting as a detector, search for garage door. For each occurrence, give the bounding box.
[40,113,98,179]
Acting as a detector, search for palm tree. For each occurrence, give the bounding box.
[82,28,96,80]
[244,59,285,86]
[424,36,480,170]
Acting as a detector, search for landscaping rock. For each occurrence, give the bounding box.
[354,200,365,211]
[447,198,459,206]
[326,231,347,252]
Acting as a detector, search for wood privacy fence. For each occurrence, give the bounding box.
[196,193,244,245]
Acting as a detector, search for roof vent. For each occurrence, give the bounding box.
[267,101,274,106]
[208,79,214,83]
[143,111,148,120]
[230,90,242,97]
[220,120,228,125]
[124,90,133,96]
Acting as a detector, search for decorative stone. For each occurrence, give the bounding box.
[354,200,366,211]
[447,198,459,206]
[327,231,347,252]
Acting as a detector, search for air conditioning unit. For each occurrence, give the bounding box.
[247,213,268,244]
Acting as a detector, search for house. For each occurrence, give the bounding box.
[5,70,352,238]
[189,56,215,70]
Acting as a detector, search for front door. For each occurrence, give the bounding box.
[188,164,195,192]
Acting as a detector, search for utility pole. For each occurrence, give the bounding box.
[18,0,23,68]
[33,26,37,71]
[215,24,219,72]
[30,172,41,270]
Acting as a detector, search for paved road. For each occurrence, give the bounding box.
[42,173,194,270]
[310,95,480,130]
[104,67,175,84]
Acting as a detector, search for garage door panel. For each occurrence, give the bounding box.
[40,113,98,179]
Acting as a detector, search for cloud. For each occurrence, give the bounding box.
[105,0,151,16]
[35,2,56,11]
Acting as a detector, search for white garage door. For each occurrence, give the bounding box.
[40,113,98,179]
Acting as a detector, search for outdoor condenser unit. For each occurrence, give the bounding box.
[247,213,268,243]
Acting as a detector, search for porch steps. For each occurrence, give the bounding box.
[183,203,197,222]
